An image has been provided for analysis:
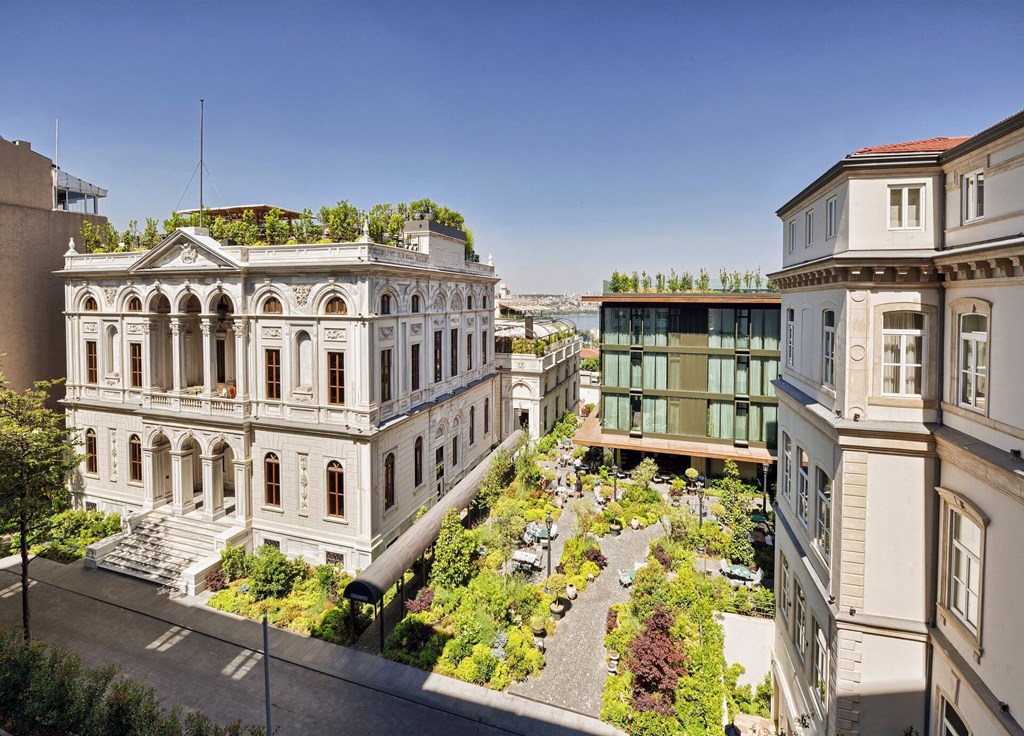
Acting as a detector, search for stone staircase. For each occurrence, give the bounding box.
[97,512,226,590]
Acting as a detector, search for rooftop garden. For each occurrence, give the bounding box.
[498,327,578,357]
[604,268,778,294]
[78,197,477,260]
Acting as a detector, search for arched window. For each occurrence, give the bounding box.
[380,294,392,315]
[263,297,283,315]
[484,398,490,434]
[414,437,423,486]
[83,296,98,311]
[105,325,120,375]
[467,295,474,310]
[384,453,395,509]
[126,296,142,312]
[470,406,476,445]
[85,429,97,474]
[325,297,347,315]
[327,461,344,517]
[296,332,312,391]
[264,453,281,506]
[411,295,421,313]
[129,435,142,482]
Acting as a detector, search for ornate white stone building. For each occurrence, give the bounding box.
[62,219,500,585]
[770,109,1024,736]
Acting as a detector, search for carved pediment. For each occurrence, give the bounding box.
[128,229,242,274]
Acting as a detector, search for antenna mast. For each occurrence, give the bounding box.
[199,99,204,228]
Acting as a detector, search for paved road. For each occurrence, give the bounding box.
[0,557,621,736]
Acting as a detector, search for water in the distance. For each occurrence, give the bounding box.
[544,312,599,335]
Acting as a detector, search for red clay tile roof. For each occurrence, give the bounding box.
[580,348,599,359]
[851,136,971,156]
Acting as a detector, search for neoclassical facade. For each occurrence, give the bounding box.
[770,110,1024,736]
[62,219,500,574]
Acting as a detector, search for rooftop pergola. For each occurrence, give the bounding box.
[343,429,523,647]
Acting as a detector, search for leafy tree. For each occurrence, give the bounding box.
[753,267,763,290]
[141,218,162,249]
[697,268,711,292]
[626,604,686,715]
[473,446,514,512]
[680,271,694,291]
[292,208,322,244]
[263,207,291,245]
[318,200,362,243]
[431,509,474,589]
[719,268,729,290]
[580,356,600,372]
[0,374,79,640]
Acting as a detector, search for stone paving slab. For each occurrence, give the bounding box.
[0,555,623,736]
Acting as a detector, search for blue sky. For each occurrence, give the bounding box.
[2,1,1021,293]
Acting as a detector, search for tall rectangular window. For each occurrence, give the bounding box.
[795,584,807,656]
[788,220,796,253]
[467,332,473,370]
[328,351,345,405]
[129,343,143,388]
[962,172,984,223]
[826,196,838,239]
[327,462,344,518]
[822,310,835,387]
[882,312,923,396]
[434,330,443,382]
[129,435,142,482]
[84,429,97,474]
[450,329,459,377]
[452,436,459,467]
[805,210,814,247]
[481,330,488,364]
[949,508,982,631]
[265,349,281,400]
[85,341,98,383]
[889,185,923,229]
[797,447,809,526]
[779,554,791,619]
[958,314,987,411]
[782,433,792,499]
[815,468,832,558]
[411,343,421,391]
[786,309,795,368]
[812,620,828,707]
[380,349,392,402]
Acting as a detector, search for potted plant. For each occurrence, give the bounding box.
[685,467,699,492]
[530,614,546,637]
[608,517,622,535]
[547,573,568,619]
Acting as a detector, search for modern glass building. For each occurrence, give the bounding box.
[577,293,781,476]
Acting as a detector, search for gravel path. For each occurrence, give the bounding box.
[510,516,661,717]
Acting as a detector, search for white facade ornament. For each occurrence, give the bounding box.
[411,324,422,335]
[325,328,346,341]
[83,322,98,333]
[379,326,394,339]
[126,324,145,335]
[293,284,312,307]
[109,429,118,483]
[103,286,117,305]
[358,216,372,244]
[66,238,77,254]
[299,454,309,516]
[262,327,282,339]
[488,253,493,266]
[180,242,199,264]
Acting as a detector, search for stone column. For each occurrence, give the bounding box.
[141,321,154,390]
[201,319,215,396]
[233,459,251,520]
[224,322,236,388]
[170,448,195,514]
[142,448,157,511]
[201,452,225,521]
[234,319,249,400]
[170,319,183,392]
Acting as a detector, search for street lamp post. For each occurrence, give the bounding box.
[696,474,706,528]
[761,462,771,513]
[545,509,553,579]
[611,464,619,502]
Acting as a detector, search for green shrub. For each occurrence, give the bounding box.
[220,543,249,582]
[248,545,306,600]
[489,660,512,690]
[431,509,475,589]
[13,509,122,562]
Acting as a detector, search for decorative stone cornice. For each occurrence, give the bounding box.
[770,258,939,292]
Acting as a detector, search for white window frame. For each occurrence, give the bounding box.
[788,220,796,253]
[786,309,795,368]
[797,447,809,527]
[937,487,988,657]
[826,196,838,239]
[958,313,988,412]
[815,467,831,559]
[949,508,982,632]
[805,210,814,247]
[961,171,984,224]
[888,184,924,230]
[812,619,828,710]
[782,433,792,500]
[881,312,924,397]
[822,310,835,388]
[794,584,807,657]
[779,553,791,620]
[941,696,970,736]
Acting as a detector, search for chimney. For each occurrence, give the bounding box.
[525,316,534,339]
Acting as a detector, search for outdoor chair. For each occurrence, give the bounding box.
[718,559,731,576]
[618,569,632,588]
[728,577,745,590]
[746,568,764,589]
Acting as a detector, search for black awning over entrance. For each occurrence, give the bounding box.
[343,429,522,606]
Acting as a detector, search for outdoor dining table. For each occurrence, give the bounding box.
[512,550,540,572]
[750,513,768,524]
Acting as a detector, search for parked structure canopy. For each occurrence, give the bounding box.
[343,429,522,606]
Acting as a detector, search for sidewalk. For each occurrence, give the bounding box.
[0,555,622,736]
